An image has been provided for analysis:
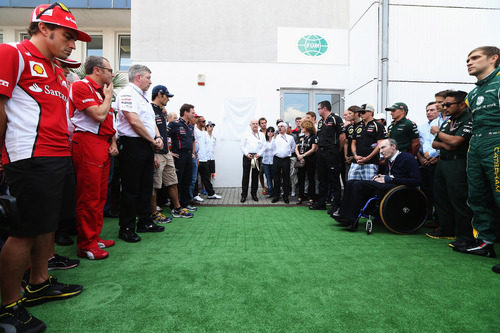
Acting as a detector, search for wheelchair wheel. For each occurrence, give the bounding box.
[365,219,373,234]
[379,185,427,234]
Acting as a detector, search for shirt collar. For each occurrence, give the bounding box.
[84,76,102,92]
[392,116,406,125]
[390,151,400,163]
[21,39,50,62]
[476,66,500,86]
[130,83,148,99]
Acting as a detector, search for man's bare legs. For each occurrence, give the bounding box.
[0,232,52,305]
[152,184,182,213]
[168,185,181,210]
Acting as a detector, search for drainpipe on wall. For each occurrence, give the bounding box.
[378,0,389,116]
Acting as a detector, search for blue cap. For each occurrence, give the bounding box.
[152,85,174,97]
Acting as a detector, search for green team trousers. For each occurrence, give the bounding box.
[466,132,500,242]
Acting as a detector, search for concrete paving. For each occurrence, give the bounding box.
[193,187,308,207]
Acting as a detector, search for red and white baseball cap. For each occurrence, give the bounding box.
[30,2,91,42]
[55,57,81,68]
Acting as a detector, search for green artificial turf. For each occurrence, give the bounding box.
[33,207,499,332]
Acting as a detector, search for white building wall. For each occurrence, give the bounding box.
[132,0,349,63]
[346,0,379,111]
[133,0,350,187]
[144,61,348,187]
[349,0,500,126]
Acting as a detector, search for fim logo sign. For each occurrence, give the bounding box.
[297,35,328,56]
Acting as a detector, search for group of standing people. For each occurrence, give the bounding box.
[240,46,500,276]
[240,100,345,211]
[0,3,498,332]
[0,3,223,332]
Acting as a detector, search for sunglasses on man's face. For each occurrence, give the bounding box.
[442,102,460,108]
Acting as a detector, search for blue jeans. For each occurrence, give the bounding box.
[262,163,273,196]
[189,157,198,200]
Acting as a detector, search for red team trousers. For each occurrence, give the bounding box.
[71,131,111,250]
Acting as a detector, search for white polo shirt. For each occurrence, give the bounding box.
[116,83,156,138]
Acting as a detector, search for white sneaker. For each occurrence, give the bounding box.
[193,195,204,202]
[291,192,296,197]
[208,194,222,199]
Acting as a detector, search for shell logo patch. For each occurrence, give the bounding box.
[33,65,43,74]
[29,61,48,78]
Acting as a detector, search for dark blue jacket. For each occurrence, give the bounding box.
[167,118,194,153]
[381,152,421,187]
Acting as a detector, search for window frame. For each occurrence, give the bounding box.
[117,33,131,72]
[279,88,344,125]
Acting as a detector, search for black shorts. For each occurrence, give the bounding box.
[4,157,75,237]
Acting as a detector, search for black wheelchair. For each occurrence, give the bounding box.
[352,185,428,234]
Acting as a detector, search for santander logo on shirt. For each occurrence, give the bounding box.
[27,83,68,102]
[29,83,43,93]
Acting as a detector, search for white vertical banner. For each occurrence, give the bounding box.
[221,98,257,141]
[277,27,348,65]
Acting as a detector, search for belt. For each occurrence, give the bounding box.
[174,149,192,154]
[318,146,337,151]
[274,156,290,159]
[440,155,466,161]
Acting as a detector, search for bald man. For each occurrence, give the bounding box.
[240,120,265,202]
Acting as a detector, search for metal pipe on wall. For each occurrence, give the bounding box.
[378,0,389,116]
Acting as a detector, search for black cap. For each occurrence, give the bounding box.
[152,85,174,97]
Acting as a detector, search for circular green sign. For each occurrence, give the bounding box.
[297,35,328,56]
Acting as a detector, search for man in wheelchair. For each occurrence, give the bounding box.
[333,138,421,230]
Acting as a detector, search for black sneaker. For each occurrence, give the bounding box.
[0,299,46,333]
[118,228,141,242]
[48,254,80,270]
[136,223,165,233]
[453,240,496,258]
[448,239,473,249]
[328,207,340,217]
[185,205,197,212]
[493,264,500,274]
[309,203,326,210]
[24,276,83,307]
[425,231,455,240]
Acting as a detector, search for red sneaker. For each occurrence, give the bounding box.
[97,238,115,249]
[77,247,109,260]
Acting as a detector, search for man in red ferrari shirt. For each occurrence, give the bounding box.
[0,3,89,331]
[70,55,118,260]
